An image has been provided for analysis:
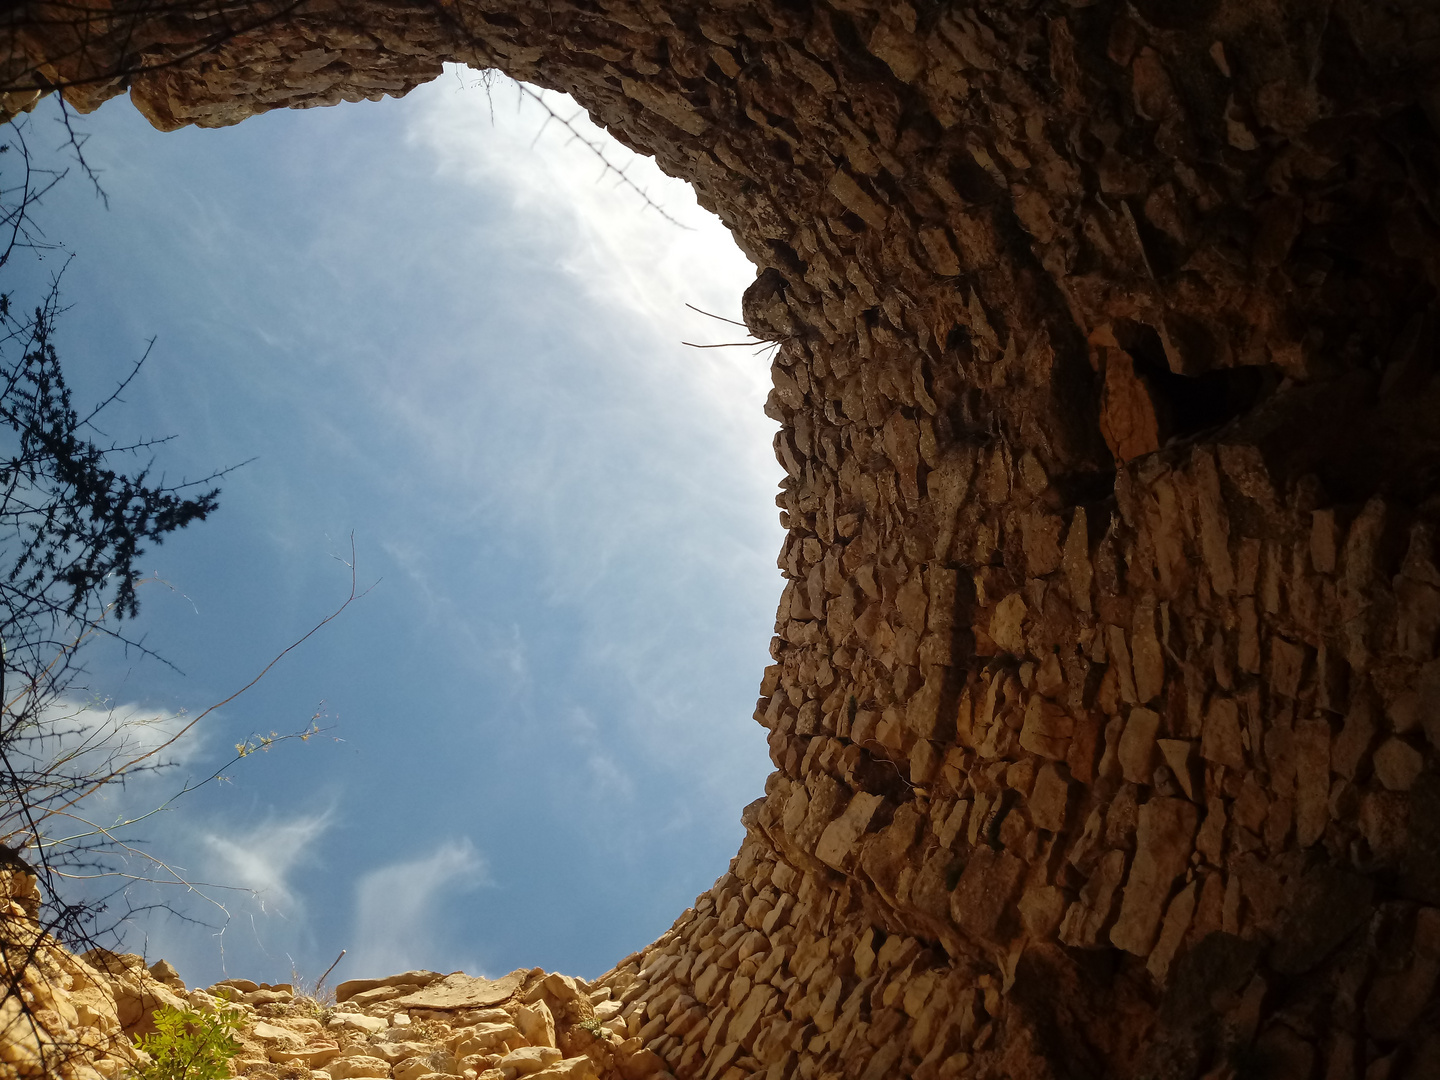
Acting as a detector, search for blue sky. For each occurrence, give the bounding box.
[17,68,781,988]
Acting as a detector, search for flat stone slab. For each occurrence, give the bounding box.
[395,970,525,1010]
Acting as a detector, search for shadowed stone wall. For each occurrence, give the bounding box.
[5,1,1440,1076]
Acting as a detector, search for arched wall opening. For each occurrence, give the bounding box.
[19,69,784,986]
[6,2,1440,1078]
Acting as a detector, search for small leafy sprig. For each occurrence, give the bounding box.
[131,1004,244,1080]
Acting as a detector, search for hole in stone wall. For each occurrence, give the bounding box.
[1120,321,1281,442]
[24,72,781,989]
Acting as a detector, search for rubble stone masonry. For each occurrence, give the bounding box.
[3,0,1440,1076]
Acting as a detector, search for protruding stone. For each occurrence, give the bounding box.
[1029,762,1072,832]
[1019,695,1074,761]
[1373,738,1425,791]
[1157,739,1198,801]
[1110,799,1199,956]
[990,594,1028,655]
[1202,696,1245,769]
[1118,708,1161,785]
[815,792,886,871]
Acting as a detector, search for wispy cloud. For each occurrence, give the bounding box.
[348,838,487,977]
[3,692,218,859]
[199,808,334,913]
[564,705,635,804]
[404,70,780,518]
[412,70,755,329]
[34,692,210,774]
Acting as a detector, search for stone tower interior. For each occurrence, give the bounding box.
[3,1,1440,1078]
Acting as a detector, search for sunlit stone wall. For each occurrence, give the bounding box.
[5,1,1440,1076]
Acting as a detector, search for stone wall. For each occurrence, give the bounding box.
[4,0,1440,1077]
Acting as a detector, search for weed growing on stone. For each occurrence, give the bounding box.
[276,961,337,1023]
[130,1004,244,1080]
[577,1016,612,1041]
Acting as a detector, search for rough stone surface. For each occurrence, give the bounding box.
[5,0,1440,1077]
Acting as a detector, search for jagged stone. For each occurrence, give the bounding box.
[398,971,525,1010]
[6,0,1440,1076]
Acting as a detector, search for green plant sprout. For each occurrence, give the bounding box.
[577,1016,612,1040]
[130,1005,244,1080]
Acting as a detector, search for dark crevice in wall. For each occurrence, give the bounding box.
[1121,321,1281,443]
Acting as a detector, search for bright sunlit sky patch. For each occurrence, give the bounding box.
[23,65,783,988]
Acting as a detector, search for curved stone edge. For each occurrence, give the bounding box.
[5,1,1440,1078]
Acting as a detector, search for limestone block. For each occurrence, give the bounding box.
[937,800,970,848]
[516,1000,557,1048]
[909,739,941,785]
[251,1021,300,1045]
[1017,886,1067,938]
[1110,798,1199,956]
[1062,508,1093,615]
[94,959,189,1038]
[1059,850,1129,948]
[828,170,888,230]
[245,987,295,1006]
[906,669,950,741]
[1396,577,1440,659]
[1202,696,1245,769]
[1105,625,1139,705]
[917,225,961,277]
[540,973,583,1003]
[325,1055,392,1079]
[528,1057,601,1080]
[147,959,185,991]
[1193,448,1234,595]
[727,984,776,1048]
[498,1045,564,1077]
[1270,866,1376,974]
[1373,737,1424,791]
[1311,509,1339,573]
[346,985,405,1008]
[331,1013,388,1035]
[1145,881,1197,984]
[1020,508,1063,577]
[1422,660,1440,749]
[335,970,442,1003]
[1156,739,1198,801]
[1269,637,1307,700]
[1365,954,1440,1041]
[270,1042,340,1067]
[587,996,616,1025]
[1196,796,1226,867]
[397,1058,443,1080]
[452,1022,523,1057]
[373,1041,436,1064]
[1238,599,1261,674]
[618,77,708,136]
[1131,600,1164,703]
[211,977,260,995]
[950,846,1025,943]
[794,773,850,853]
[1099,352,1161,463]
[1118,707,1161,785]
[1019,696,1073,761]
[1231,778,1268,837]
[989,594,1028,655]
[1028,762,1071,832]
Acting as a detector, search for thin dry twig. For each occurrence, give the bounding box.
[684,303,749,328]
[499,76,690,230]
[36,537,367,826]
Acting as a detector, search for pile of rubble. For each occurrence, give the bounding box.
[7,0,1440,1075]
[0,858,670,1080]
